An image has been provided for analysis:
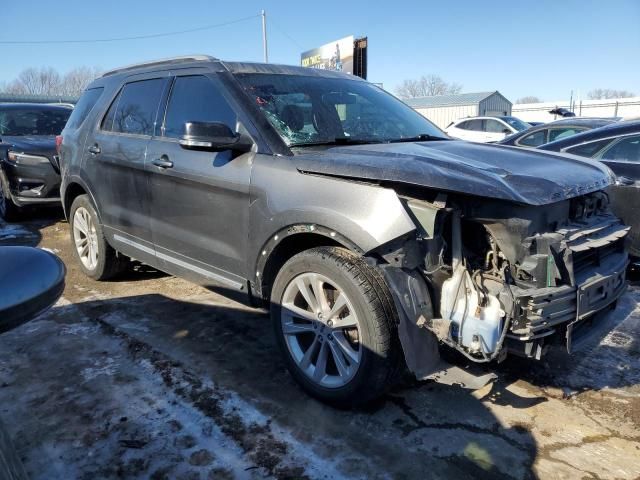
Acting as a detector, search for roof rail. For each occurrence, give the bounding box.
[102,55,219,77]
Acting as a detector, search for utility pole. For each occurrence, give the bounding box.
[261,10,269,63]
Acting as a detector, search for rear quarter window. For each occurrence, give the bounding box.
[65,87,104,130]
[565,138,614,157]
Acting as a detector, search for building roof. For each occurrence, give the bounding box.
[404,91,503,109]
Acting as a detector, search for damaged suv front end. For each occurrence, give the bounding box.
[395,190,628,371]
[232,63,629,396]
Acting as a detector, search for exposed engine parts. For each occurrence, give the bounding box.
[381,191,630,369]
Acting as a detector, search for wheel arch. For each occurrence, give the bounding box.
[255,224,363,302]
[63,177,100,221]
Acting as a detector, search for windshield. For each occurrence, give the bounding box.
[501,116,530,132]
[0,107,71,136]
[236,73,447,146]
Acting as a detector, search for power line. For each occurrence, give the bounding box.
[0,14,260,45]
[268,17,305,51]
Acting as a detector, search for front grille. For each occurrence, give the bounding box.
[573,237,625,276]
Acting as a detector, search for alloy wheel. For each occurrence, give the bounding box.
[73,206,99,270]
[280,272,362,388]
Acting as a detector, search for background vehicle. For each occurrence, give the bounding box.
[0,245,65,480]
[498,117,616,148]
[60,56,628,406]
[539,119,640,258]
[444,116,530,142]
[549,107,576,118]
[0,103,72,221]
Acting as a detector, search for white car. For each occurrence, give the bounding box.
[445,116,531,143]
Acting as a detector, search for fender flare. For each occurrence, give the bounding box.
[62,175,102,221]
[253,223,362,293]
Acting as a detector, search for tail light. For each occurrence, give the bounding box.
[55,135,63,155]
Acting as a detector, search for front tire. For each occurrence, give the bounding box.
[271,247,403,407]
[69,195,128,280]
[0,174,21,222]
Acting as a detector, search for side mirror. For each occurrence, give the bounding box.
[502,128,511,134]
[0,247,65,334]
[179,121,250,152]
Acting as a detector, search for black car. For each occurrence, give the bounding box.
[539,119,640,258]
[0,103,72,221]
[498,117,616,148]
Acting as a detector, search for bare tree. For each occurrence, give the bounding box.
[515,96,542,104]
[587,88,635,100]
[395,74,462,99]
[1,66,102,97]
[4,67,61,95]
[60,66,103,97]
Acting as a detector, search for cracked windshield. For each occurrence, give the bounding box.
[237,73,446,146]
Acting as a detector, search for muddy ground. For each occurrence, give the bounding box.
[1,211,639,480]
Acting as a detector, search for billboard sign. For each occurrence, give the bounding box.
[301,36,355,75]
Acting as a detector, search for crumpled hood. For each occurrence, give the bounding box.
[0,135,56,159]
[293,140,614,205]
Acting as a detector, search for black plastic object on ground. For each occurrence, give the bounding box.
[0,246,65,334]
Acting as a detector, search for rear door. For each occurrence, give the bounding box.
[83,75,168,250]
[145,73,252,288]
[597,134,640,255]
[483,119,512,142]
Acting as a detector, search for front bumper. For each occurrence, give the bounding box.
[506,219,629,357]
[1,157,61,207]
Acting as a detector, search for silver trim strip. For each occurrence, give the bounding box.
[113,234,243,289]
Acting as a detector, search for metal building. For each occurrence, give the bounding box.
[404,91,512,129]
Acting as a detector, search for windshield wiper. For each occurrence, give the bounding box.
[387,133,448,143]
[290,137,383,148]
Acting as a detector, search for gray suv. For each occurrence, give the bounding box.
[59,56,629,406]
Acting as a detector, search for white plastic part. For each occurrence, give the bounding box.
[440,264,505,354]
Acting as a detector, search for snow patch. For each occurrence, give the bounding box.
[81,357,117,382]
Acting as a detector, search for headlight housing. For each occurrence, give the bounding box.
[7,151,50,165]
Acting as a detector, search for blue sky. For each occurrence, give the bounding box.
[2,0,639,101]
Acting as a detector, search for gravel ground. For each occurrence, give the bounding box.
[1,212,639,479]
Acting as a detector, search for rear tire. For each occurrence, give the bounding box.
[0,174,21,222]
[271,246,403,407]
[69,194,128,280]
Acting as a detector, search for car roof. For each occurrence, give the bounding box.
[542,117,617,127]
[0,103,73,111]
[94,55,360,87]
[539,118,640,150]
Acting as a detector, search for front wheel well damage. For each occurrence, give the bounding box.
[257,230,347,303]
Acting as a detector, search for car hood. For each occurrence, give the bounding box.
[0,135,56,159]
[293,140,614,205]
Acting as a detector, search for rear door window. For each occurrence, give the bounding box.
[104,78,165,136]
[65,88,103,130]
[484,119,508,133]
[459,119,482,131]
[518,130,546,147]
[599,135,640,162]
[565,139,613,157]
[548,127,585,142]
[162,75,236,139]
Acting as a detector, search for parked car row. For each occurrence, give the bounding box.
[0,56,637,406]
[444,115,531,142]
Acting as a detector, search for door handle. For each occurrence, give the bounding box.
[152,157,173,169]
[87,144,101,155]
